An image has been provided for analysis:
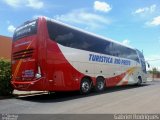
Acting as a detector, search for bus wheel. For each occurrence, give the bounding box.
[80,78,92,94]
[95,77,105,92]
[137,76,142,86]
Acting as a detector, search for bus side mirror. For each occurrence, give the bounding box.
[147,63,150,68]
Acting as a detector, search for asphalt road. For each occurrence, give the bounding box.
[0,79,160,114]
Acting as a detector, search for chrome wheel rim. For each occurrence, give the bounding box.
[97,81,104,90]
[81,81,90,93]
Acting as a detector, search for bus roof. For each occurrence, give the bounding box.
[39,16,135,50]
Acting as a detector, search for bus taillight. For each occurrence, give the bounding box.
[35,66,41,79]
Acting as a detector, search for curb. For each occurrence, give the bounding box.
[0,91,47,100]
[0,95,14,100]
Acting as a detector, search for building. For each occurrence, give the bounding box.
[0,35,12,60]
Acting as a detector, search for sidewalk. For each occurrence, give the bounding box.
[147,77,160,82]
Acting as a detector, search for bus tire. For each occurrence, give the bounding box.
[137,76,142,86]
[80,77,92,94]
[95,77,105,92]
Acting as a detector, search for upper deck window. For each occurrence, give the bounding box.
[13,20,37,41]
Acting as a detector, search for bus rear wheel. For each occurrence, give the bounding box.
[95,77,105,92]
[80,78,92,94]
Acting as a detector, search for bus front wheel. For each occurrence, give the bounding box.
[137,76,142,86]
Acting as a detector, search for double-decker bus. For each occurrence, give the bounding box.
[11,16,147,94]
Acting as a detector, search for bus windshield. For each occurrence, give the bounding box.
[137,50,146,73]
[13,19,37,41]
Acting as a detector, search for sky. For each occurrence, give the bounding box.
[0,0,160,70]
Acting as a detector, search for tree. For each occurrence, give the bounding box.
[0,58,13,96]
[148,67,160,79]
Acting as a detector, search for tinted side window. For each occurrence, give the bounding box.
[47,21,76,48]
[47,20,139,62]
[47,20,113,55]
[112,43,139,62]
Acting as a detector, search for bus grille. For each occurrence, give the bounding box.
[13,49,34,60]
